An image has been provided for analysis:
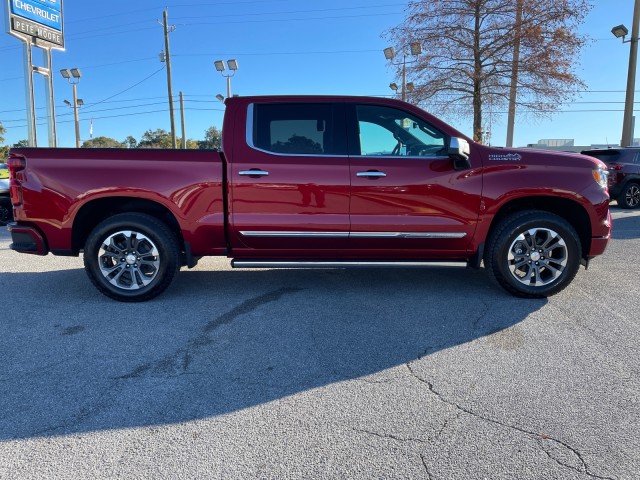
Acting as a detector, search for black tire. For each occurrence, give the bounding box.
[0,197,12,226]
[83,213,180,302]
[617,183,640,209]
[484,211,582,298]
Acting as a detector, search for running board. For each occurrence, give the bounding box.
[231,260,468,269]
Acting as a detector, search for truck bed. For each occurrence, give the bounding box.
[10,148,227,257]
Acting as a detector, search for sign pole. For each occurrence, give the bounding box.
[6,0,65,148]
[22,40,37,147]
[43,48,57,147]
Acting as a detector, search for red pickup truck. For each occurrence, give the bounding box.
[6,95,611,301]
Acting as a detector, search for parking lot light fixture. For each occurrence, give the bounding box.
[612,24,630,41]
[214,59,239,98]
[384,42,422,102]
[60,67,83,148]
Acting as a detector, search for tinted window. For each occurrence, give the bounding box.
[253,103,342,155]
[355,105,447,157]
[583,150,621,164]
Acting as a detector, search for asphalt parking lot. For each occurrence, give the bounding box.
[0,209,638,480]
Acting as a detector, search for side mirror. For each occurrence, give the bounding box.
[448,137,471,170]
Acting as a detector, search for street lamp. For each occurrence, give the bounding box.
[613,1,640,147]
[214,59,239,98]
[60,68,83,148]
[612,24,630,40]
[215,94,225,103]
[383,42,422,102]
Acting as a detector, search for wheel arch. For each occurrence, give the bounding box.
[72,196,184,254]
[484,196,591,259]
[619,175,640,188]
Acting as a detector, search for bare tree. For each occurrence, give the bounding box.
[384,0,591,143]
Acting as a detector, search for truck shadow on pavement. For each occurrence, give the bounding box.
[0,264,546,440]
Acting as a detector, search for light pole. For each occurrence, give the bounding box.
[214,59,239,98]
[613,1,640,147]
[60,68,83,148]
[383,42,421,102]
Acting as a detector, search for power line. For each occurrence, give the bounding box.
[80,67,167,114]
[68,3,406,37]
[170,3,407,21]
[0,10,402,50]
[9,106,225,130]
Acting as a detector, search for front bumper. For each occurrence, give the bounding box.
[8,223,49,255]
[588,209,612,257]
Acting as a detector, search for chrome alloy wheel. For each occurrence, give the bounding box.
[98,230,160,290]
[625,184,640,208]
[507,228,568,287]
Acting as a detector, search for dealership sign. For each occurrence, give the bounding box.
[5,0,64,49]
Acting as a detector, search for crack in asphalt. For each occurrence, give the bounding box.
[354,429,435,480]
[115,287,303,380]
[435,411,461,440]
[470,298,492,331]
[405,363,616,480]
[420,454,434,480]
[353,427,429,445]
[28,384,123,439]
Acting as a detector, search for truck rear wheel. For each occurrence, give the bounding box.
[83,213,180,302]
[485,211,581,298]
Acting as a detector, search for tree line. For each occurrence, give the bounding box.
[0,124,222,157]
[82,126,222,149]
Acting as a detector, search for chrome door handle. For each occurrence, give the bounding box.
[239,169,269,177]
[356,171,387,178]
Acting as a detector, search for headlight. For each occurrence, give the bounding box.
[592,168,608,190]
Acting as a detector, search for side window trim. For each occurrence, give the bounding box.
[245,102,349,158]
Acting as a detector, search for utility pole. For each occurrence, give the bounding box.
[179,91,186,149]
[72,82,80,148]
[401,55,406,102]
[163,8,177,148]
[506,0,523,148]
[622,0,640,147]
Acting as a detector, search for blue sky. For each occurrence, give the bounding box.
[0,0,635,148]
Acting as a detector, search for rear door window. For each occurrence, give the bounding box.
[251,103,346,155]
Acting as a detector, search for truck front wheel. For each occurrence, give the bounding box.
[485,211,581,298]
[83,213,180,302]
